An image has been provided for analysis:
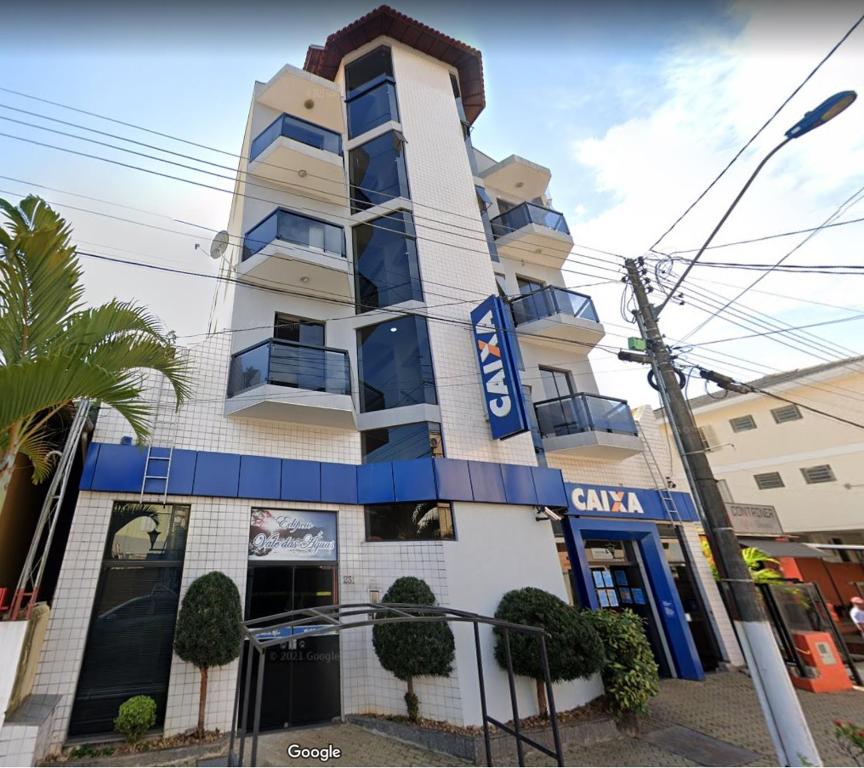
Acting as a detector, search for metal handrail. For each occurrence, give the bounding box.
[510,285,599,324]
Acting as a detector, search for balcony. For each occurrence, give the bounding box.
[225,338,354,428]
[490,202,574,268]
[478,154,551,200]
[238,209,351,298]
[534,393,642,459]
[248,114,345,203]
[510,286,604,349]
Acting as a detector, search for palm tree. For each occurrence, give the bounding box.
[0,195,191,510]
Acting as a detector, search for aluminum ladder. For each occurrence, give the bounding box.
[7,398,91,620]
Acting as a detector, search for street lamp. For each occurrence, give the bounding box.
[656,90,857,316]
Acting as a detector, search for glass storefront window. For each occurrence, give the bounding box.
[353,211,423,311]
[349,131,410,213]
[357,315,437,413]
[365,502,455,541]
[70,502,191,737]
[361,422,443,463]
[104,502,189,561]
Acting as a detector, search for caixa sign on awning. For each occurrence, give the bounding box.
[566,482,699,522]
[470,295,528,440]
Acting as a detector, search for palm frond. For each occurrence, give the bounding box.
[0,356,152,441]
[17,428,59,484]
[0,195,82,362]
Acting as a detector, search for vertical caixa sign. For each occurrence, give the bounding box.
[470,295,529,440]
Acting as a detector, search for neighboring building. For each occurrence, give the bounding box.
[3,7,738,763]
[658,355,864,552]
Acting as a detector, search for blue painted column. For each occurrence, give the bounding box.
[562,516,704,681]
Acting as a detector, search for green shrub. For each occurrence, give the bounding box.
[493,587,605,717]
[372,576,455,722]
[114,695,156,744]
[174,571,244,737]
[586,609,659,716]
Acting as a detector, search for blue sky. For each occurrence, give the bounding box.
[2,1,863,406]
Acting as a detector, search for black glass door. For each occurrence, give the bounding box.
[69,502,190,737]
[244,564,340,731]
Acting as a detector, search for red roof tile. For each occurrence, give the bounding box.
[304,5,485,124]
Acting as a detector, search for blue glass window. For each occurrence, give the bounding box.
[345,46,394,98]
[347,81,399,139]
[243,209,344,260]
[250,113,342,160]
[349,131,410,213]
[354,211,423,312]
[361,422,443,463]
[357,315,437,413]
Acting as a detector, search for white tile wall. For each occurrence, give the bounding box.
[29,32,740,762]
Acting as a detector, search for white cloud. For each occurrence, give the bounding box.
[564,3,864,405]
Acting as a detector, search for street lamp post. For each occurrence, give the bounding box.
[656,90,857,317]
[626,91,856,767]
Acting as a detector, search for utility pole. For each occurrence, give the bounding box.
[624,258,821,767]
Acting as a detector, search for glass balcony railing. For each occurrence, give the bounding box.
[534,393,637,438]
[250,113,342,161]
[510,286,599,326]
[242,209,345,261]
[227,338,351,398]
[490,202,570,239]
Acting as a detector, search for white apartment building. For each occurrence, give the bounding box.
[659,355,864,552]
[2,7,740,763]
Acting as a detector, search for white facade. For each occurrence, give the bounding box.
[10,9,738,763]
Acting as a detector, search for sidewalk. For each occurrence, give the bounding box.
[68,671,863,767]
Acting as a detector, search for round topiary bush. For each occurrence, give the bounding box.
[586,608,659,717]
[372,576,455,722]
[174,571,244,737]
[114,695,156,744]
[494,587,605,717]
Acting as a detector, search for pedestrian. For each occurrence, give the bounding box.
[851,596,864,637]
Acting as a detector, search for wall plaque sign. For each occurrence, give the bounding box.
[249,508,337,562]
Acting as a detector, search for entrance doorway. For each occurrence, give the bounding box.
[563,517,704,681]
[243,564,340,730]
[585,539,672,677]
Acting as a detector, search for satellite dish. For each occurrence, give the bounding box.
[209,230,230,261]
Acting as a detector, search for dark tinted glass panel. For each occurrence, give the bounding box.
[349,131,409,213]
[70,502,190,737]
[361,422,443,463]
[365,502,455,541]
[354,211,422,311]
[357,315,437,412]
[274,313,325,346]
[104,502,189,561]
[244,210,344,260]
[345,46,394,97]
[540,367,574,399]
[250,113,342,160]
[347,82,399,138]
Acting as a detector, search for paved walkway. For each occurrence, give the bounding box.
[94,671,863,766]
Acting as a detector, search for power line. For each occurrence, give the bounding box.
[669,259,864,274]
[0,128,628,287]
[73,248,626,356]
[687,312,864,347]
[648,9,864,251]
[0,88,623,260]
[660,215,864,255]
[678,183,864,341]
